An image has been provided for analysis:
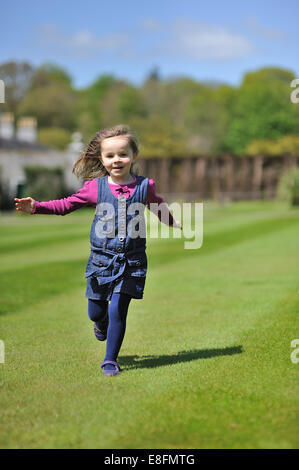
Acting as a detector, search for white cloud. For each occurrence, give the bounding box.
[165,20,254,60]
[139,19,161,32]
[244,16,291,41]
[35,24,131,59]
[71,31,95,48]
[34,19,254,62]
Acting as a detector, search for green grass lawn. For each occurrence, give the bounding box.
[0,200,298,449]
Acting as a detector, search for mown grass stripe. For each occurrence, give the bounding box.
[0,259,85,316]
[148,215,299,267]
[0,230,89,254]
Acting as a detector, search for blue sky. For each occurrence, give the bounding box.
[1,0,298,88]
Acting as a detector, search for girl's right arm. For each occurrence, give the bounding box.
[14,179,97,216]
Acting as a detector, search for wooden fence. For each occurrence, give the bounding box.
[136,155,299,201]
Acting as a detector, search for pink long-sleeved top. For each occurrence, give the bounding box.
[32,174,175,226]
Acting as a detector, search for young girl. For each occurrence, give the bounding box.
[14,125,181,377]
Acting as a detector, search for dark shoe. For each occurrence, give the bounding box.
[94,320,108,341]
[100,360,121,376]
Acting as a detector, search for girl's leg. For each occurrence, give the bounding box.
[88,298,108,330]
[103,293,132,371]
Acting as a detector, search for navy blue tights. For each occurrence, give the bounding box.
[88,293,132,371]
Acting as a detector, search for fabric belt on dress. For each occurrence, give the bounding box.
[90,245,145,285]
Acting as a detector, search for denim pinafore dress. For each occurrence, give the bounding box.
[84,174,149,300]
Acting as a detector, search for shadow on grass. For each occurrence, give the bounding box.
[120,345,243,370]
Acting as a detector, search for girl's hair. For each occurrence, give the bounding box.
[72,124,139,181]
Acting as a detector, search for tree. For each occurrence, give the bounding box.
[185,85,222,152]
[0,61,34,114]
[97,80,130,128]
[18,83,76,129]
[129,115,187,157]
[38,127,72,150]
[117,86,148,122]
[75,74,116,139]
[145,66,161,82]
[223,67,299,154]
[213,84,238,152]
[30,63,73,89]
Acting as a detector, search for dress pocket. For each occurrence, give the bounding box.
[91,253,113,277]
[126,253,147,277]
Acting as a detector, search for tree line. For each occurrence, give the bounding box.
[0,61,299,156]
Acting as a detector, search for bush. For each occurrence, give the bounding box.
[38,127,72,150]
[24,166,67,201]
[0,165,3,207]
[128,115,188,157]
[246,135,299,156]
[277,167,299,206]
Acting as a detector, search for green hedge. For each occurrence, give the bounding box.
[0,166,12,210]
[24,166,67,201]
[277,167,299,207]
[38,127,72,150]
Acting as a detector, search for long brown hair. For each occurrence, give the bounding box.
[72,124,139,181]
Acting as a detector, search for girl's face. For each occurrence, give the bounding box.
[100,136,137,180]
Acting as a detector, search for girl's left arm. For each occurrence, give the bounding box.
[146,179,182,229]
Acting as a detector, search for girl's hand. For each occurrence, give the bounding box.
[14,197,35,214]
[173,220,182,230]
